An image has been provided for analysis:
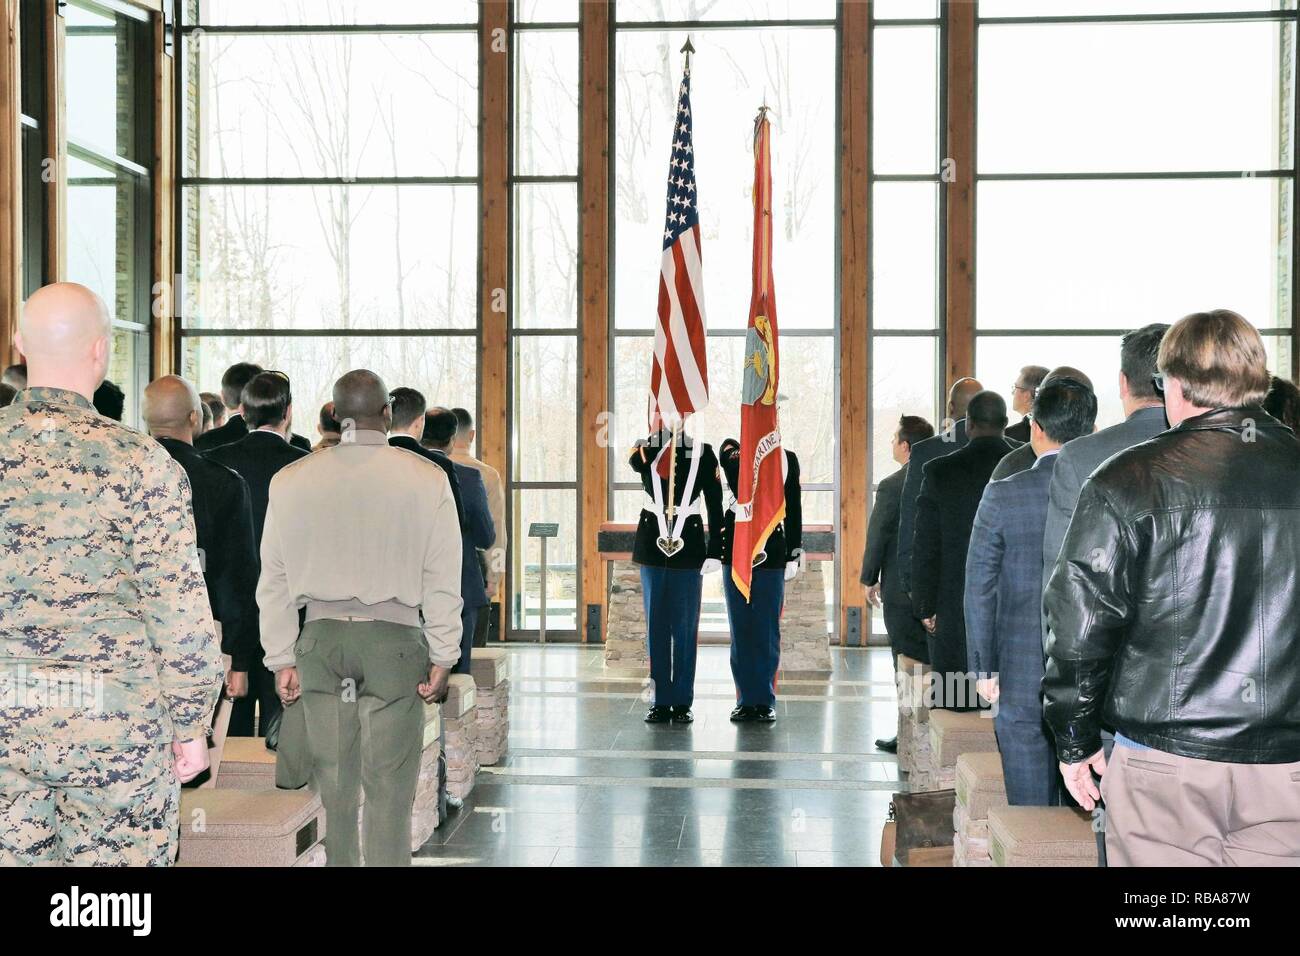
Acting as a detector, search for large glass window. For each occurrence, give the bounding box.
[65,0,153,426]
[179,4,480,446]
[511,8,580,636]
[612,8,838,635]
[975,7,1296,433]
[869,5,943,641]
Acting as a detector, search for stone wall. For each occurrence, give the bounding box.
[603,559,832,676]
[603,561,648,671]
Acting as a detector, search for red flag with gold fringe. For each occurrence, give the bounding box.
[730,109,785,602]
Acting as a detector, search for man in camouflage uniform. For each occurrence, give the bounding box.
[0,283,222,866]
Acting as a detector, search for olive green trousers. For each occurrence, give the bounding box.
[295,619,428,867]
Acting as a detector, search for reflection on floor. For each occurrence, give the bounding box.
[415,645,898,867]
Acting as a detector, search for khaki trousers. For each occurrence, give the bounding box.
[1102,744,1300,866]
[295,619,428,867]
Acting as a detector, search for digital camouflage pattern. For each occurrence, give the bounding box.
[0,387,222,865]
[1,741,178,865]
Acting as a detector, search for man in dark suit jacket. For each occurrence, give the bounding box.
[196,361,311,453]
[862,415,935,752]
[911,390,1018,709]
[205,371,309,736]
[965,378,1097,805]
[1004,365,1049,444]
[1043,325,1170,614]
[144,375,261,705]
[991,366,1093,481]
[896,377,984,594]
[391,392,494,675]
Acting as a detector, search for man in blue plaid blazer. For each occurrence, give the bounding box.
[965,377,1097,805]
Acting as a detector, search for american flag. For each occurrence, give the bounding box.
[648,55,709,440]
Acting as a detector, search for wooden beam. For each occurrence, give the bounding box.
[579,0,611,643]
[944,0,977,390]
[480,0,510,639]
[43,0,64,284]
[1,0,21,366]
[151,9,174,377]
[838,0,870,646]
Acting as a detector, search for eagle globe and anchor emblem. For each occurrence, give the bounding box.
[739,315,778,566]
[743,314,778,408]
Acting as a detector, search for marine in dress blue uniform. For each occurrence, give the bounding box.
[628,430,725,723]
[718,438,803,723]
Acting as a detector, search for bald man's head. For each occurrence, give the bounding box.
[948,377,984,418]
[333,369,392,433]
[143,375,202,442]
[16,284,113,398]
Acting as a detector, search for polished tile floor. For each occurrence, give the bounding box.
[414,644,899,867]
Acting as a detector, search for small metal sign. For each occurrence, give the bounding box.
[528,522,559,538]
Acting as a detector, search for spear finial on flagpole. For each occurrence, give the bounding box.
[681,36,695,72]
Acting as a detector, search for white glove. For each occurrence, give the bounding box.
[700,558,722,576]
[785,549,805,582]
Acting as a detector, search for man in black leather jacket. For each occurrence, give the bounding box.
[1044,309,1300,866]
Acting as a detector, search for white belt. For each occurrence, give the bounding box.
[643,495,701,517]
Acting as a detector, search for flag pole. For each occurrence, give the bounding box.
[663,37,693,539]
[666,417,680,532]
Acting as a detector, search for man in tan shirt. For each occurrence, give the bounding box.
[257,369,463,866]
[450,407,506,622]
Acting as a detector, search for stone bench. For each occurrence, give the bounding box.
[215,737,277,790]
[444,673,480,800]
[470,648,510,767]
[913,709,998,793]
[953,752,1007,867]
[177,789,326,867]
[988,806,1097,867]
[895,653,931,776]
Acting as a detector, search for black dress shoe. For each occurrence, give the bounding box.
[670,706,694,724]
[753,706,777,723]
[875,735,898,754]
[730,705,756,722]
[645,705,673,723]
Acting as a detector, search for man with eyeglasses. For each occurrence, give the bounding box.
[206,370,309,737]
[1006,365,1049,444]
[257,370,463,866]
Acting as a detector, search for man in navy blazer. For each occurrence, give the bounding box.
[895,377,985,595]
[386,390,494,675]
[425,410,493,674]
[965,377,1097,805]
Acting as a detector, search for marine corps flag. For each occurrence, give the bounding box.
[730,108,785,602]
